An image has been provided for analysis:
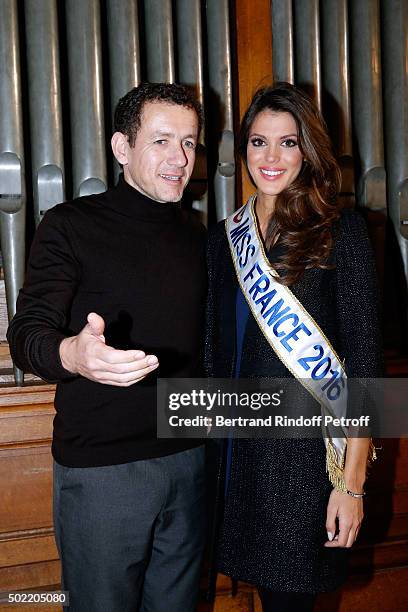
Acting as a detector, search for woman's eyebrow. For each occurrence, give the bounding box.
[248,132,298,139]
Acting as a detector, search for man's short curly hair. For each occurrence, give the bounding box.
[114,82,203,146]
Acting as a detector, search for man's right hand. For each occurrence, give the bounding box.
[59,312,159,387]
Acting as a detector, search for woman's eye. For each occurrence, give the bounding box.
[250,138,265,147]
[281,138,298,148]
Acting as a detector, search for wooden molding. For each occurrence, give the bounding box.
[0,385,55,407]
[0,381,57,593]
[234,0,273,204]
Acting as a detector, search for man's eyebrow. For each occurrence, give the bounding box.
[150,130,197,139]
[150,130,173,138]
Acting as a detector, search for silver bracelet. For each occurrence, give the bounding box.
[346,489,365,499]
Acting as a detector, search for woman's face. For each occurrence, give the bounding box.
[246,110,303,205]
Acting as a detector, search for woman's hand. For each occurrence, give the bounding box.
[324,488,364,548]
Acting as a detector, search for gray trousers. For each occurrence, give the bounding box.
[53,446,206,612]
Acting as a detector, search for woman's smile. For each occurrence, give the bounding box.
[258,167,286,180]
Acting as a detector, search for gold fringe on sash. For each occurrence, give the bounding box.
[326,439,378,491]
[367,439,378,466]
[326,440,347,491]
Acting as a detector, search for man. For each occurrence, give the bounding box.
[7,83,207,611]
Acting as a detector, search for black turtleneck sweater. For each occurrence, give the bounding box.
[7,176,207,467]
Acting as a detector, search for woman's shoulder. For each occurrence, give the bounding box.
[334,206,372,258]
[337,206,368,233]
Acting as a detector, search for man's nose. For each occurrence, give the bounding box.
[167,143,188,167]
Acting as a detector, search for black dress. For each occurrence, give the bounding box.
[204,209,382,593]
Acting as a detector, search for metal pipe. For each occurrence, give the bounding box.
[25,0,65,225]
[0,0,26,385]
[65,0,107,197]
[271,0,294,83]
[321,0,353,201]
[176,0,204,105]
[107,0,141,107]
[176,0,207,224]
[107,0,141,183]
[350,0,386,211]
[293,0,322,110]
[382,0,408,280]
[321,0,352,157]
[206,0,235,220]
[143,0,175,83]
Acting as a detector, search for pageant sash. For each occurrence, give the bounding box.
[226,196,348,485]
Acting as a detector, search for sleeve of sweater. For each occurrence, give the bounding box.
[335,209,383,378]
[7,206,81,382]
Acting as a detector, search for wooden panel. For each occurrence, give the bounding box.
[0,384,55,409]
[0,446,53,535]
[234,0,273,205]
[316,567,408,612]
[213,591,253,612]
[0,533,59,594]
[0,405,54,445]
[0,604,58,612]
[0,387,55,540]
[362,512,408,540]
[0,603,58,612]
[0,343,12,367]
[0,534,58,568]
[370,438,408,486]
[234,0,273,118]
[0,560,60,593]
[350,538,408,572]
[0,382,58,596]
[366,488,408,516]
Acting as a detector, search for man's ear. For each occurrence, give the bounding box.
[111,132,129,166]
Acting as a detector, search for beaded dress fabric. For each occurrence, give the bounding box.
[204,209,382,593]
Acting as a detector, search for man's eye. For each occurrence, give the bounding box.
[184,140,196,149]
[250,138,265,147]
[155,139,167,145]
[281,138,298,148]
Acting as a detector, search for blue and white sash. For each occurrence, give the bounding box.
[226,196,348,484]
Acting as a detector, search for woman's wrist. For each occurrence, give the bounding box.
[344,472,366,493]
[332,470,366,495]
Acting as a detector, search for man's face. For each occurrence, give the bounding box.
[117,101,198,203]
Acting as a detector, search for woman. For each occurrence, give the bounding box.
[205,83,382,611]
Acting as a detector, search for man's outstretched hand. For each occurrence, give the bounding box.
[59,312,159,386]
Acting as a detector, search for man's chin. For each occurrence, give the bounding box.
[158,188,185,203]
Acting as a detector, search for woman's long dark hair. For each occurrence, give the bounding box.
[240,82,342,286]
